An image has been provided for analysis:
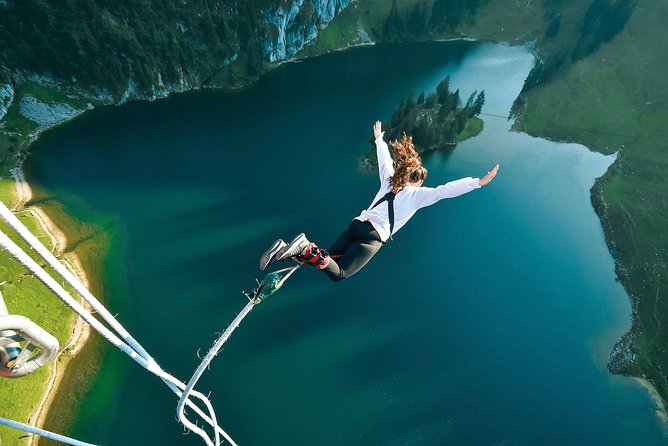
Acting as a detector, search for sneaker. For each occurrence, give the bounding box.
[260,239,287,270]
[276,233,310,261]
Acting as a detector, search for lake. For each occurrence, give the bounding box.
[27,41,667,445]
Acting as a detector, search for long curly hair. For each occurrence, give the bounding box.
[389,133,428,193]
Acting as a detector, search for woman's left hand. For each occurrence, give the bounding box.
[479,164,499,186]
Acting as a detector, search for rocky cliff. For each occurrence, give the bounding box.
[262,0,352,62]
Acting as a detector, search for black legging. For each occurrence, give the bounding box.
[322,219,383,282]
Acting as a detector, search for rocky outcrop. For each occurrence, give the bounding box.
[262,0,352,63]
[0,82,13,121]
[319,0,352,22]
[19,96,91,130]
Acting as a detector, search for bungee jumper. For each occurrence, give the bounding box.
[259,120,499,281]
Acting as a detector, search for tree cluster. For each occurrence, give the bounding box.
[366,76,484,166]
[385,76,484,151]
[383,0,489,41]
[522,0,636,92]
[572,0,636,61]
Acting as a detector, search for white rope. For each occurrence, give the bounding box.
[0,202,235,445]
[176,301,255,446]
[0,417,97,446]
[175,264,303,445]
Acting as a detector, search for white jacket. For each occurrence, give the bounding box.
[355,137,480,242]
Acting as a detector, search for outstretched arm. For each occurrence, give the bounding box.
[414,164,499,209]
[479,164,499,186]
[374,121,394,184]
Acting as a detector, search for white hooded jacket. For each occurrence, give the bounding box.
[355,136,481,242]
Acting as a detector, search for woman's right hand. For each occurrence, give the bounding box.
[374,121,385,140]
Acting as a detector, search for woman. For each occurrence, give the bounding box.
[260,121,499,281]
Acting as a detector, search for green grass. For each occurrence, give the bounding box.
[457,116,484,141]
[299,0,441,58]
[19,81,88,109]
[298,0,390,56]
[207,53,263,90]
[0,180,80,446]
[0,86,40,175]
[0,178,18,205]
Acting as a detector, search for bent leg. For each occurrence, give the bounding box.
[321,239,382,282]
[328,227,354,257]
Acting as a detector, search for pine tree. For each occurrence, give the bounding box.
[405,94,417,113]
[473,91,485,115]
[465,90,477,109]
[383,0,404,40]
[246,39,265,76]
[436,76,450,103]
[408,2,425,35]
[451,88,461,111]
[425,92,437,108]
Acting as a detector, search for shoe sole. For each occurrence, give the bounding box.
[260,239,286,271]
[276,233,308,261]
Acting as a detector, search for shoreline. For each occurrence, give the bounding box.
[635,377,668,427]
[10,167,93,442]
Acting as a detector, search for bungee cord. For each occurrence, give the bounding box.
[177,301,255,446]
[176,263,303,435]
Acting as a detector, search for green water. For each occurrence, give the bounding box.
[27,42,667,445]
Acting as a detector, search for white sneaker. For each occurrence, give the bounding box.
[276,233,310,261]
[260,239,287,270]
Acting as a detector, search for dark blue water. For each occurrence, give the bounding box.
[27,42,667,445]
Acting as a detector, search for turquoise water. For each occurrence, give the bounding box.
[27,42,667,445]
